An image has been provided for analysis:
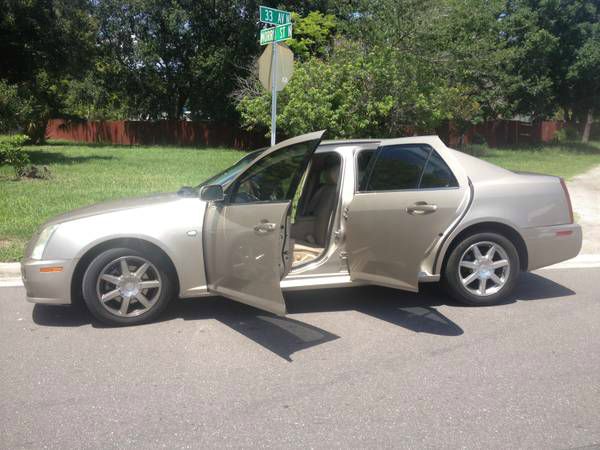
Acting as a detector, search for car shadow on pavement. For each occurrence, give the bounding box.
[509,272,576,301]
[31,271,574,361]
[285,284,464,337]
[167,297,341,362]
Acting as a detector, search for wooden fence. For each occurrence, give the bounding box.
[441,120,563,147]
[46,118,563,149]
[46,119,269,150]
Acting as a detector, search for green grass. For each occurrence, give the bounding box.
[474,140,600,179]
[1,139,599,262]
[0,142,245,261]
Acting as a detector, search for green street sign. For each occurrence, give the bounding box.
[259,6,291,26]
[260,23,293,45]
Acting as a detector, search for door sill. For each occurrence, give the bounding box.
[281,273,363,291]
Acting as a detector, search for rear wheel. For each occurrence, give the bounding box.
[444,232,520,306]
[82,247,174,325]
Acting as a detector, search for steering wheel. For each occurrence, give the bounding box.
[233,178,261,203]
[247,179,261,200]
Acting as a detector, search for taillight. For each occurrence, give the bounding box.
[560,178,574,224]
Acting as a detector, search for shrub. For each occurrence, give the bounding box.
[554,127,567,142]
[0,134,30,178]
[19,164,51,179]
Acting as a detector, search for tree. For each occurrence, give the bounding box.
[234,38,480,138]
[568,30,600,142]
[514,0,600,141]
[0,79,30,133]
[0,0,97,142]
[91,0,265,121]
[287,11,337,60]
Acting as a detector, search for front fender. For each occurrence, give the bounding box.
[43,197,208,298]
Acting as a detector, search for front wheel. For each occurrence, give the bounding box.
[82,247,174,325]
[444,232,520,306]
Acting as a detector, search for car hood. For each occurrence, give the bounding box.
[44,192,189,226]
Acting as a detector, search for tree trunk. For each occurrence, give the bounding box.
[26,119,48,144]
[582,108,593,143]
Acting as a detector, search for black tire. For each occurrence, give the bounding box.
[444,232,520,306]
[82,247,174,326]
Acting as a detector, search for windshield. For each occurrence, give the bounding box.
[197,148,265,188]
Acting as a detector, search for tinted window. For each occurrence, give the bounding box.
[356,150,375,189]
[361,144,457,191]
[363,145,430,191]
[420,150,458,188]
[230,140,317,203]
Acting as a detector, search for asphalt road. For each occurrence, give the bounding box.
[1,268,599,449]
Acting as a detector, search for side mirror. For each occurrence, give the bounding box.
[199,184,225,202]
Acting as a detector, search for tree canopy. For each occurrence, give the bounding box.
[0,0,598,142]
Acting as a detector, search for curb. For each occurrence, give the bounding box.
[0,263,22,288]
[0,262,21,278]
[541,254,600,270]
[1,254,599,288]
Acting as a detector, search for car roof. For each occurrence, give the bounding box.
[249,135,445,154]
[317,136,443,152]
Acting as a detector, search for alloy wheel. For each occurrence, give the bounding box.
[458,241,510,297]
[96,256,162,317]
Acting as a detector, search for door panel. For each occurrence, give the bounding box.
[202,131,325,315]
[346,140,466,291]
[346,189,466,291]
[203,202,290,315]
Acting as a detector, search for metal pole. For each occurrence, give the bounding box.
[270,42,278,146]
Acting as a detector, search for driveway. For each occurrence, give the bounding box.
[1,267,599,449]
[567,165,600,254]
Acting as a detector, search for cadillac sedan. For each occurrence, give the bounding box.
[22,131,582,325]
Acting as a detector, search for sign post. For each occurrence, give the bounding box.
[270,44,278,146]
[259,6,293,146]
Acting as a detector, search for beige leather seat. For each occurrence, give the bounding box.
[292,164,339,264]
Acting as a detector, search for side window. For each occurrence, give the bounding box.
[229,140,317,203]
[363,145,430,191]
[356,150,376,190]
[360,144,457,191]
[420,150,458,188]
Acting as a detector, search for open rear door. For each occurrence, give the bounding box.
[203,131,325,315]
[345,139,468,292]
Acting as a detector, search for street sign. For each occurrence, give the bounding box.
[259,6,291,26]
[258,43,294,92]
[260,23,293,45]
[258,6,292,146]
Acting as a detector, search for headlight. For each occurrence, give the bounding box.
[31,224,59,260]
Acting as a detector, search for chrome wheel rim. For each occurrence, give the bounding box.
[96,256,162,317]
[458,241,510,297]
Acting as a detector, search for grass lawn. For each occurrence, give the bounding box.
[1,139,599,262]
[474,140,600,179]
[0,142,245,261]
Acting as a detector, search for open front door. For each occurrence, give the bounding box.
[203,131,325,315]
[345,139,468,292]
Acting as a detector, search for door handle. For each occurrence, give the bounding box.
[406,202,437,215]
[254,222,277,233]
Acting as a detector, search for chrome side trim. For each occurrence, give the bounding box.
[418,272,441,282]
[180,285,210,298]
